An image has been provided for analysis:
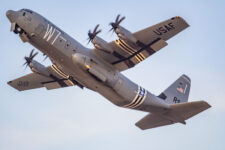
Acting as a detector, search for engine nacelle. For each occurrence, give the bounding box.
[29,60,49,76]
[72,53,117,85]
[115,26,137,44]
[92,36,113,54]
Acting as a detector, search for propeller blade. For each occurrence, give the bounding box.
[30,52,38,60]
[87,38,91,44]
[30,49,34,57]
[24,64,28,70]
[93,24,100,33]
[23,60,27,66]
[116,14,120,23]
[109,14,125,33]
[23,49,38,69]
[117,16,125,25]
[95,29,102,35]
[87,25,102,44]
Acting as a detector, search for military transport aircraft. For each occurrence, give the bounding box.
[6,9,211,130]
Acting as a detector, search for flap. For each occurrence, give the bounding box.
[150,39,168,52]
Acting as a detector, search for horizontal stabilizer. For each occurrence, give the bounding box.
[169,101,211,120]
[135,113,174,130]
[136,101,211,130]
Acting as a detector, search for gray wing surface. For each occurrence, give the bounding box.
[95,16,189,71]
[169,101,211,120]
[8,66,76,91]
[136,101,211,130]
[135,113,174,130]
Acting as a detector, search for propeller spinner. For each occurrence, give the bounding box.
[87,24,102,44]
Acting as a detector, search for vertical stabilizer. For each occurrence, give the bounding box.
[158,74,191,104]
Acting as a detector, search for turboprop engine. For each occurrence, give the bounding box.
[91,36,113,54]
[87,24,113,54]
[115,26,137,44]
[109,14,138,44]
[72,53,118,86]
[23,49,49,77]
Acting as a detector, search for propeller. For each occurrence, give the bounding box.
[23,49,38,69]
[109,14,125,33]
[87,24,101,44]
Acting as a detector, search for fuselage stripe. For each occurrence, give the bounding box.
[130,88,147,108]
[129,88,145,108]
[123,86,147,109]
[123,86,140,107]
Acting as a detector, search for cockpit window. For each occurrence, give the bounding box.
[21,9,33,14]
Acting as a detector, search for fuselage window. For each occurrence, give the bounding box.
[65,41,71,49]
[22,9,33,14]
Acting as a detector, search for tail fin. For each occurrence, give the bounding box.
[158,74,191,104]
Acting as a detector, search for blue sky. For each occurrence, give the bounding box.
[0,0,225,150]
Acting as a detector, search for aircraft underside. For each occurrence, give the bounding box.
[6,9,211,130]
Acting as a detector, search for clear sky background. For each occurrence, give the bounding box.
[0,0,225,150]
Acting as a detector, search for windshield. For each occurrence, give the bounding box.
[21,9,33,14]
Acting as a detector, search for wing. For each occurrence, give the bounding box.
[95,16,189,71]
[8,65,81,91]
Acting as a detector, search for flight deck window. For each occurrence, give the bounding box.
[22,9,33,13]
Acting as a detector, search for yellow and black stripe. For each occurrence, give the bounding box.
[123,86,147,109]
[51,65,75,86]
[119,39,145,60]
[115,39,146,63]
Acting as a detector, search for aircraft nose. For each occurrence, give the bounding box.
[6,10,17,22]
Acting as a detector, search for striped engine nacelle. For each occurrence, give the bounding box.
[92,36,113,54]
[115,26,137,44]
[29,60,50,77]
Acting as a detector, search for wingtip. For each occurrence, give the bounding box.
[7,81,12,85]
[203,101,212,109]
[171,16,190,27]
[197,100,212,109]
[135,122,145,130]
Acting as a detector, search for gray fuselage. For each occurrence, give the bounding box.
[6,9,169,113]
